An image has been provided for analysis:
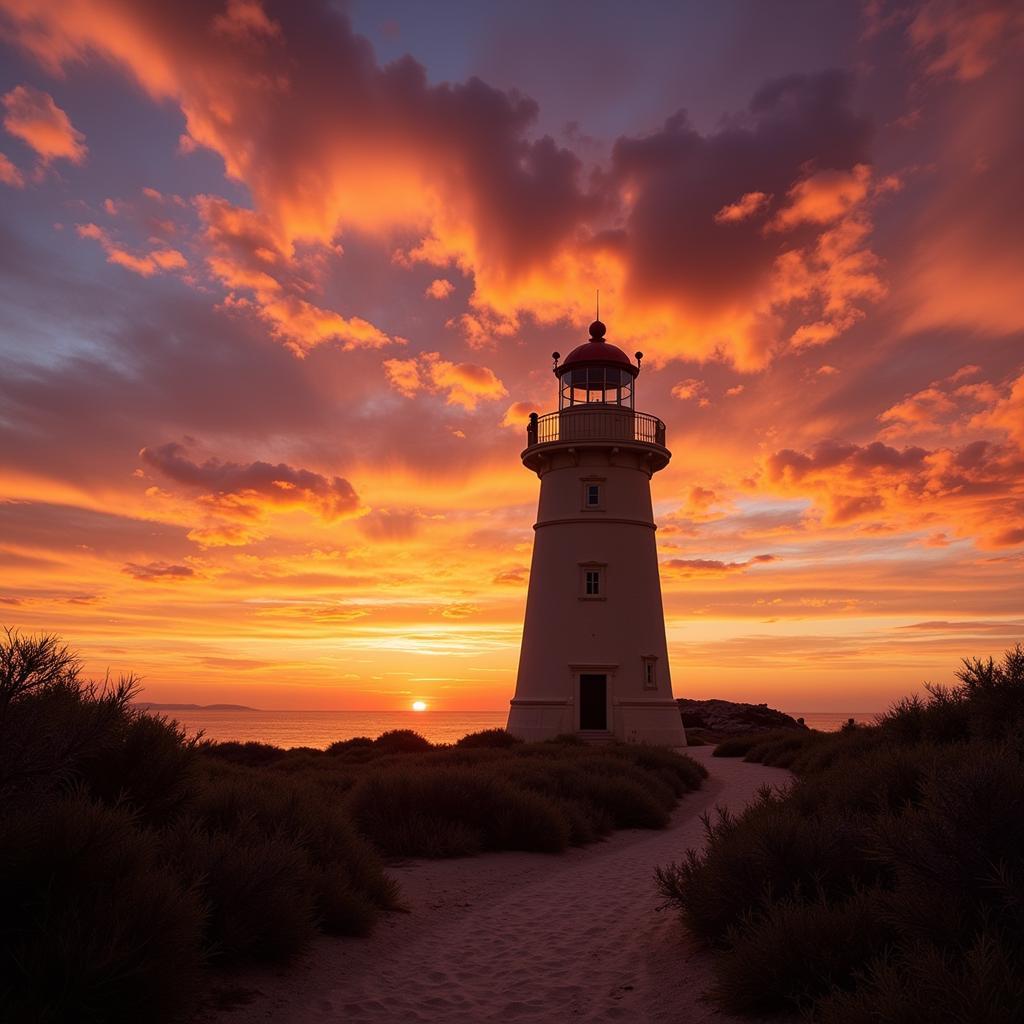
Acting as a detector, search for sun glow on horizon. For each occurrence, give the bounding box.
[411,700,428,712]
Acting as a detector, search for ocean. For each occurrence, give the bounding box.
[151,708,881,749]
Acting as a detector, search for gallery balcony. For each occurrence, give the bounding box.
[522,407,669,472]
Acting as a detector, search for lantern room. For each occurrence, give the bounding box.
[553,320,642,410]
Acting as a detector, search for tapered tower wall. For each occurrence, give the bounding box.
[507,443,686,746]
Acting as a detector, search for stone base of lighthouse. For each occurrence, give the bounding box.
[506,440,687,748]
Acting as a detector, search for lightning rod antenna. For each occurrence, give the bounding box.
[596,289,599,321]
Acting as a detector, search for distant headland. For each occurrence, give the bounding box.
[134,702,260,711]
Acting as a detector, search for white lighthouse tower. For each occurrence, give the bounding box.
[507,320,686,746]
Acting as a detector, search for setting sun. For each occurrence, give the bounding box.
[411,701,428,712]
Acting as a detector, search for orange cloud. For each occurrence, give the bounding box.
[425,278,454,299]
[769,164,872,231]
[382,357,422,399]
[384,352,507,410]
[671,378,707,401]
[908,0,1023,81]
[0,151,24,186]
[197,195,394,354]
[75,222,186,277]
[765,399,1024,545]
[501,401,535,428]
[714,190,770,223]
[0,6,892,372]
[1,84,86,164]
[138,442,361,546]
[663,553,777,576]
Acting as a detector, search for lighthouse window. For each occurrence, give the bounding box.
[579,562,607,600]
[642,657,658,690]
[586,484,601,507]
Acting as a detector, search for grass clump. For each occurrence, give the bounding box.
[658,643,1024,1021]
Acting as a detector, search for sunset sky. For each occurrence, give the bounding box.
[1,0,1022,712]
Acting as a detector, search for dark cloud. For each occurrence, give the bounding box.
[609,71,871,315]
[139,441,360,521]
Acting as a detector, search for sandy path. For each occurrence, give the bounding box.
[204,748,791,1024]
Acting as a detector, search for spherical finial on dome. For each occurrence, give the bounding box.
[588,320,607,341]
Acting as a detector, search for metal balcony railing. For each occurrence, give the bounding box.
[526,407,667,449]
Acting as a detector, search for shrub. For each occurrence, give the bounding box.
[742,729,820,768]
[713,887,893,1014]
[712,735,763,757]
[78,711,199,823]
[1,629,711,1024]
[372,729,433,753]
[455,728,522,748]
[713,728,823,763]
[0,793,204,1024]
[326,736,374,754]
[656,786,878,945]
[546,732,586,745]
[660,644,1024,1022]
[873,742,1024,949]
[188,770,398,923]
[350,767,571,857]
[200,740,286,766]
[606,743,708,795]
[817,933,1024,1024]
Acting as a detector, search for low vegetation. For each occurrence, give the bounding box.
[657,644,1024,1021]
[0,629,706,1024]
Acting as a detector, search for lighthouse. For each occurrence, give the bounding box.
[507,320,687,746]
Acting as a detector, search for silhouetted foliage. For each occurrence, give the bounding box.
[371,728,433,753]
[661,644,1024,1021]
[326,735,374,754]
[455,727,523,748]
[0,793,205,1024]
[1,628,707,1022]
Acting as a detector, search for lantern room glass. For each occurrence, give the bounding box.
[559,367,634,409]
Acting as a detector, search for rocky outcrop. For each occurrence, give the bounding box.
[677,698,807,734]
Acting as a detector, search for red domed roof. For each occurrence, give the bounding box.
[556,321,639,376]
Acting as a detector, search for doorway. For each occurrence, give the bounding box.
[579,673,608,730]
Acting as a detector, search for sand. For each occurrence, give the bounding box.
[202,748,792,1024]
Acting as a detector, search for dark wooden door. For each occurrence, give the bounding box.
[579,674,607,730]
